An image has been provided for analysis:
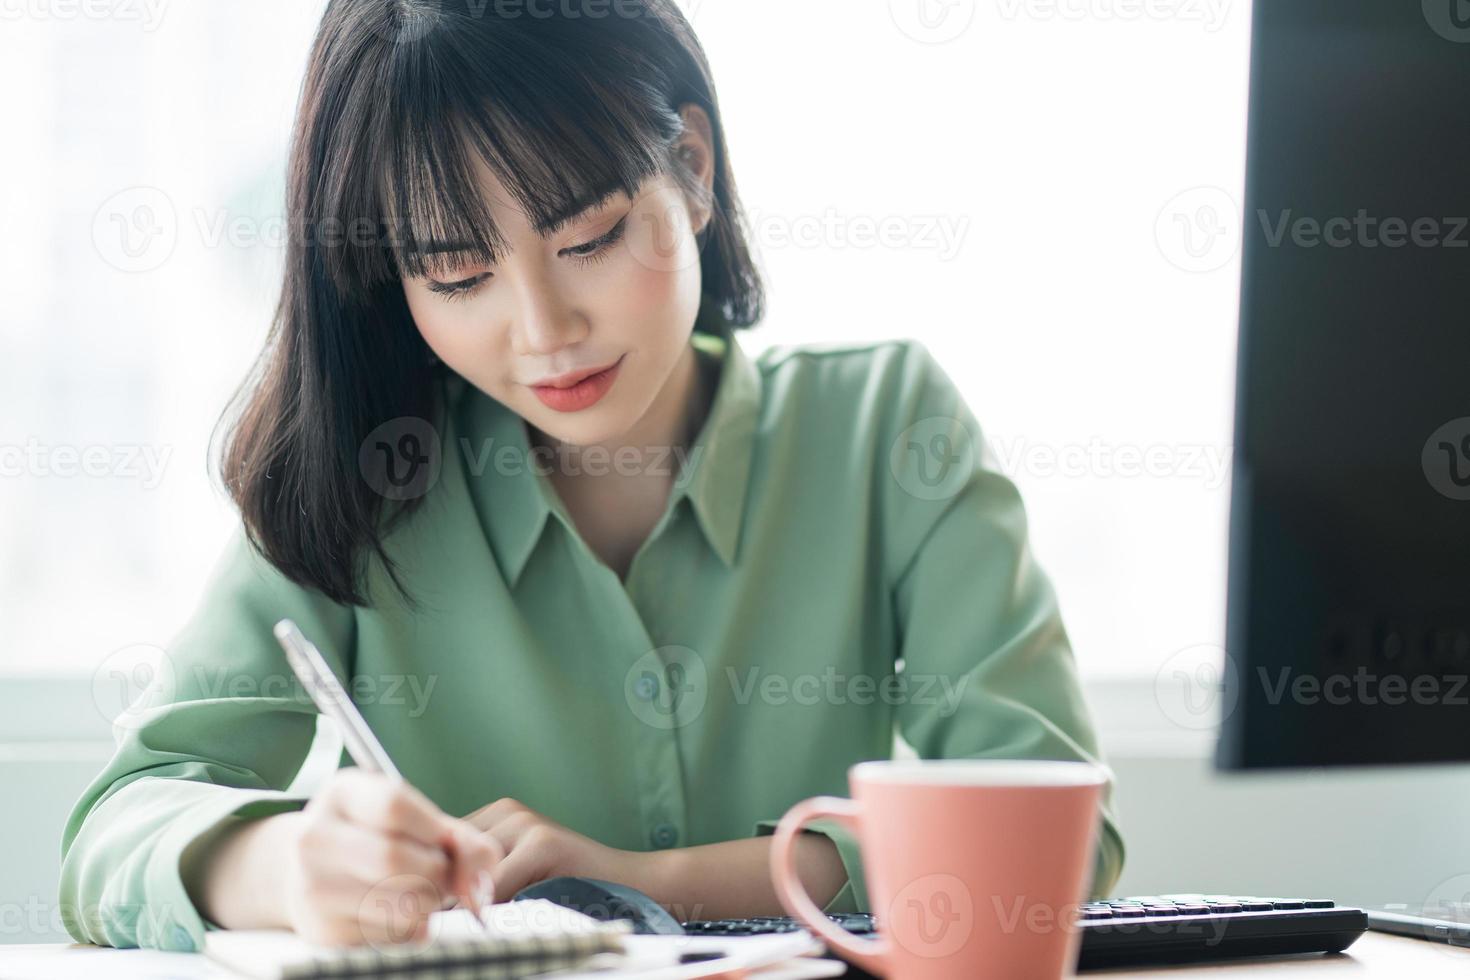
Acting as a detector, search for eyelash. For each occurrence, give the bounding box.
[425,217,629,302]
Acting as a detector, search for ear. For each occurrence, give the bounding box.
[675,103,717,234]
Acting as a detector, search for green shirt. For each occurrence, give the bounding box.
[59,323,1124,951]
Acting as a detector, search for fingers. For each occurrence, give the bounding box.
[444,821,504,914]
[463,796,527,833]
[292,771,509,945]
[300,818,451,895]
[324,770,452,849]
[486,832,549,902]
[356,876,444,945]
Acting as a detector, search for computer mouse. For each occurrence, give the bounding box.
[511,876,687,935]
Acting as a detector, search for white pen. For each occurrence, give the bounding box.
[273,618,490,930]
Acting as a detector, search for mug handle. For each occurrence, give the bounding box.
[769,796,891,977]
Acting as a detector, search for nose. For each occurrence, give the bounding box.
[509,264,588,357]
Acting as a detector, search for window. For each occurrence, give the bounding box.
[1,0,1251,679]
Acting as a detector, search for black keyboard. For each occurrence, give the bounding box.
[682,894,1367,972]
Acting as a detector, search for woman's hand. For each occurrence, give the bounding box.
[193,769,502,946]
[461,799,847,922]
[283,770,503,945]
[464,798,657,901]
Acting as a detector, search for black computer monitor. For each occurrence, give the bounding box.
[1216,0,1470,769]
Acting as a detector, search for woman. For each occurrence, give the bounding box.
[60,0,1123,951]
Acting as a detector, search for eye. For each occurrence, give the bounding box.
[560,216,628,267]
[425,272,491,302]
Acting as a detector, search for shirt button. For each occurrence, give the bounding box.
[651,823,679,848]
[170,925,194,951]
[634,674,659,701]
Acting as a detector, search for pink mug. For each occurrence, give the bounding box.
[770,759,1106,980]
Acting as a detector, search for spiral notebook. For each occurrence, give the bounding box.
[203,899,630,980]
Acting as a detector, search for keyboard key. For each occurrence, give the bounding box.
[1271,900,1307,910]
[1304,899,1335,908]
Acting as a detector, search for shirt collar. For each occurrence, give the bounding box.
[451,318,762,587]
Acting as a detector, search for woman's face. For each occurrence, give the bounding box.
[401,115,715,450]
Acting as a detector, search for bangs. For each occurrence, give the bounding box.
[317,7,685,293]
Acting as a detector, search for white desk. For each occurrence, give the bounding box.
[4,931,1468,977]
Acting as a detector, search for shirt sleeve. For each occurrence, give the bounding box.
[58,530,355,951]
[877,341,1126,905]
[750,817,868,916]
[751,342,1125,915]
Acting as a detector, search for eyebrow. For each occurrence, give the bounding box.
[418,181,628,256]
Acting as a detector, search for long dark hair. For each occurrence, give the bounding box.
[217,0,764,608]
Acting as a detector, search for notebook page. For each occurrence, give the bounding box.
[205,900,627,980]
